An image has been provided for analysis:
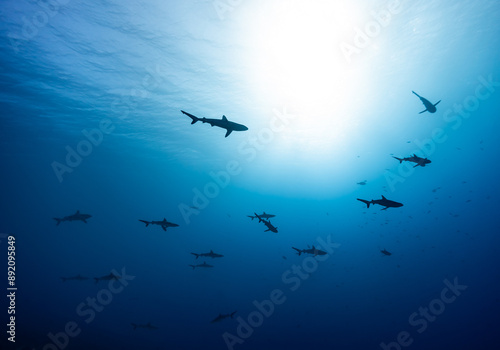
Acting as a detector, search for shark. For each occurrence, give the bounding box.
[357,196,403,210]
[247,212,275,220]
[189,261,214,270]
[60,274,89,282]
[191,250,224,259]
[254,213,278,233]
[94,272,121,284]
[412,91,441,114]
[131,322,158,330]
[210,311,237,323]
[292,246,327,256]
[139,218,179,231]
[53,210,91,225]
[181,110,248,137]
[381,249,392,256]
[393,154,431,167]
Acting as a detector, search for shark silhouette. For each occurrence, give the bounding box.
[393,154,431,167]
[53,210,91,225]
[181,110,248,137]
[357,196,403,210]
[412,91,441,114]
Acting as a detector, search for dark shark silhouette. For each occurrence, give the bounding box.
[60,274,89,282]
[191,250,224,259]
[139,218,179,231]
[393,154,431,167]
[211,311,237,323]
[53,210,91,225]
[357,196,403,210]
[292,246,327,256]
[381,249,392,256]
[181,110,248,137]
[131,322,158,330]
[247,212,275,220]
[94,272,120,284]
[189,261,214,269]
[254,213,278,233]
[412,91,441,114]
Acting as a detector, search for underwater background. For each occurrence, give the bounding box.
[1,0,500,349]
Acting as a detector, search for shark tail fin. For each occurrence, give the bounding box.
[131,323,137,330]
[139,220,149,227]
[254,213,262,223]
[247,216,254,220]
[53,218,61,226]
[230,311,237,318]
[191,253,199,259]
[181,110,199,124]
[292,247,302,256]
[393,156,403,163]
[357,198,371,208]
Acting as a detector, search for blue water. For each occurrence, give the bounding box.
[1,1,500,349]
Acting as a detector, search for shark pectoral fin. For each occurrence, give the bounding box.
[162,226,166,231]
[225,129,233,137]
[381,207,388,211]
[434,100,441,106]
[413,163,420,168]
[419,109,427,114]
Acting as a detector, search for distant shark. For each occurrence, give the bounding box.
[191,250,224,259]
[131,322,158,330]
[412,91,441,114]
[94,272,121,284]
[189,261,214,270]
[53,210,91,225]
[357,196,403,210]
[292,246,327,256]
[210,311,237,323]
[247,212,275,220]
[181,110,248,137]
[254,213,278,233]
[381,249,392,256]
[393,154,431,167]
[60,274,89,282]
[139,218,179,231]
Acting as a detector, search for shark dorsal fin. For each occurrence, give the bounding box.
[163,218,167,221]
[381,195,387,200]
[222,115,227,121]
[312,245,315,250]
[76,210,80,214]
[210,250,213,253]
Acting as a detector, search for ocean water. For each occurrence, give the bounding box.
[1,0,500,349]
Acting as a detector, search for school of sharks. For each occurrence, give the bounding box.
[54,91,439,330]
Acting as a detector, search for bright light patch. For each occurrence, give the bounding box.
[249,1,367,160]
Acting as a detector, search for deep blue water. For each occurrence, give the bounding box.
[1,1,500,349]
